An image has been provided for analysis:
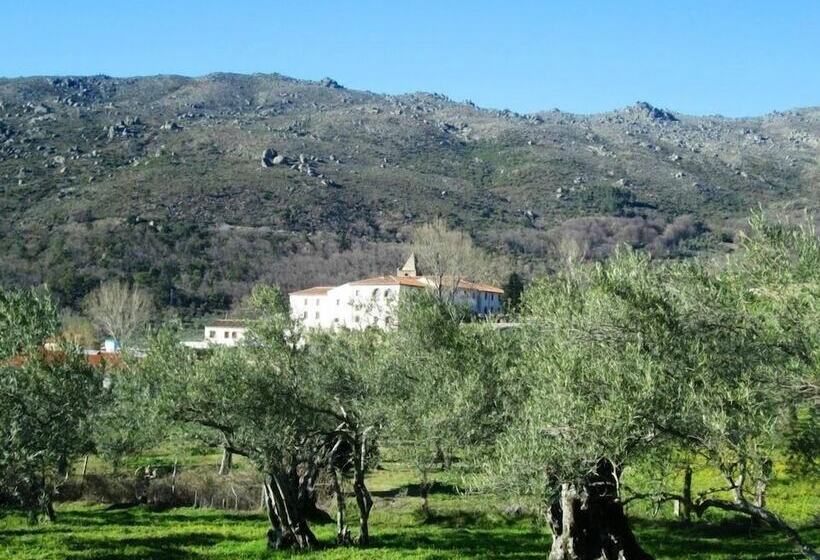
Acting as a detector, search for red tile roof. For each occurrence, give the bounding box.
[289,286,334,296]
[292,275,504,295]
[453,279,505,294]
[85,351,124,368]
[3,349,124,369]
[348,275,427,288]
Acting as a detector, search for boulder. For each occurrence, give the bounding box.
[262,148,276,167]
[634,101,678,122]
[319,77,342,89]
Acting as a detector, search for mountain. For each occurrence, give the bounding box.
[0,73,817,314]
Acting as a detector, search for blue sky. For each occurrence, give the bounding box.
[3,1,818,116]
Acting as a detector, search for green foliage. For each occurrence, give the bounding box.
[245,284,290,316]
[93,365,164,471]
[491,215,818,556]
[373,291,515,507]
[0,286,59,360]
[0,288,103,520]
[502,272,525,312]
[134,313,370,546]
[583,185,637,214]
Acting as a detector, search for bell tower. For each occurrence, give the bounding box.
[397,253,418,277]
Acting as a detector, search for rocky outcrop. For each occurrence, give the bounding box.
[631,101,678,122]
[319,77,343,89]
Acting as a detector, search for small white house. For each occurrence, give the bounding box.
[288,254,504,330]
[203,319,247,347]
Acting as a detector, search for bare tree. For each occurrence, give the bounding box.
[412,219,504,301]
[83,281,153,348]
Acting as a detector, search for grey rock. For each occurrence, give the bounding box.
[319,77,342,89]
[262,148,276,167]
[502,504,529,518]
[633,101,678,122]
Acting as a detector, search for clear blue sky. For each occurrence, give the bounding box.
[3,0,818,117]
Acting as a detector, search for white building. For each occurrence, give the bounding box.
[203,319,248,347]
[289,254,504,330]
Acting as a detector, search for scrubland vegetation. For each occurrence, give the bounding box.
[1,214,818,559]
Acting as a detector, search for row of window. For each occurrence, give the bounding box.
[303,290,395,308]
[208,330,240,339]
[302,310,363,323]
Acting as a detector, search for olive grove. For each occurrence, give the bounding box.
[0,215,816,558]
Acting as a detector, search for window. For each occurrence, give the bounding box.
[304,298,308,305]
[209,330,216,338]
[315,298,319,306]
[315,311,320,319]
[224,331,229,339]
[354,315,360,323]
[336,299,340,306]
[232,331,237,339]
[302,311,307,319]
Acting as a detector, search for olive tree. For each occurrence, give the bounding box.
[674,215,819,558]
[93,366,164,472]
[374,290,513,515]
[136,286,380,550]
[301,328,383,544]
[0,287,59,358]
[0,287,103,522]
[494,215,818,560]
[137,309,327,549]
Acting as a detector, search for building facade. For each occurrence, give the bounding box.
[288,255,504,330]
[203,319,247,347]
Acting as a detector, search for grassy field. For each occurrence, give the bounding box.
[1,459,817,560]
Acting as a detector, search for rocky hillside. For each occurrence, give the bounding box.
[0,73,817,313]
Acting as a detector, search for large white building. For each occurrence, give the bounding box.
[289,254,504,330]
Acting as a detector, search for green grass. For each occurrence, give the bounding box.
[1,462,817,559]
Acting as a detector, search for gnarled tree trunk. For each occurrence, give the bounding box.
[329,466,352,544]
[548,461,653,560]
[351,432,374,545]
[262,467,319,550]
[419,468,431,517]
[674,465,692,522]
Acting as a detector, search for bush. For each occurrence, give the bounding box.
[60,469,265,511]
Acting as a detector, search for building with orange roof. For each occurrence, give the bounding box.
[288,254,503,330]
